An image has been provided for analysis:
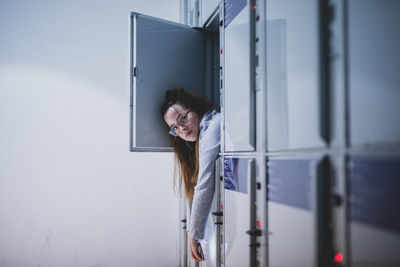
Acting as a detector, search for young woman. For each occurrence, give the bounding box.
[161,88,221,262]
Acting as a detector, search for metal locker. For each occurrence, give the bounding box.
[266,0,326,151]
[223,0,256,152]
[266,19,289,150]
[223,157,255,266]
[267,157,332,267]
[130,12,205,152]
[348,156,400,267]
[348,0,400,146]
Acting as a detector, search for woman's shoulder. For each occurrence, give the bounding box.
[200,110,220,130]
[199,110,220,140]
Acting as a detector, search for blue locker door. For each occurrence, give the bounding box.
[130,12,204,152]
[223,0,256,152]
[348,157,400,267]
[224,157,253,266]
[266,0,326,151]
[267,158,319,267]
[348,1,400,146]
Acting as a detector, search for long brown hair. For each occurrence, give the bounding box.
[161,88,212,203]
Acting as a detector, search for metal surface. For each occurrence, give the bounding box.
[224,1,255,152]
[267,157,319,267]
[224,157,252,267]
[266,0,326,151]
[203,12,221,111]
[347,0,400,146]
[201,0,220,26]
[130,12,204,152]
[318,0,332,144]
[348,156,400,266]
[329,0,347,148]
[224,0,247,28]
[214,157,224,267]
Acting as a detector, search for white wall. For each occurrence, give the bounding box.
[0,1,180,266]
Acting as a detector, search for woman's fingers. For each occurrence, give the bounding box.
[191,249,196,261]
[192,245,203,262]
[190,241,203,262]
[188,233,204,262]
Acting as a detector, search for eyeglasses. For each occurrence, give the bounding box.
[169,109,192,136]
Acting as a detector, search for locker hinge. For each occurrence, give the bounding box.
[246,229,262,236]
[249,242,260,248]
[211,211,223,216]
[133,67,137,77]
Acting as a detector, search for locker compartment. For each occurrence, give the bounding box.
[223,157,254,266]
[203,8,221,113]
[223,0,255,152]
[129,12,221,152]
[348,157,400,267]
[266,19,289,150]
[267,157,332,267]
[348,1,400,146]
[266,0,326,151]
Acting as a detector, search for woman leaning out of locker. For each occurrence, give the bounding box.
[161,88,220,262]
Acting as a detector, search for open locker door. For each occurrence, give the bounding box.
[130,12,205,152]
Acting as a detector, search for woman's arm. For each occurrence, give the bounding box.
[188,113,221,241]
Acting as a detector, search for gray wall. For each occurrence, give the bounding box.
[0,0,180,266]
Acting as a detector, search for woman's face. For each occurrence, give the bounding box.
[163,104,199,142]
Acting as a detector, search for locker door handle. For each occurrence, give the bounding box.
[246,229,262,236]
[211,211,223,216]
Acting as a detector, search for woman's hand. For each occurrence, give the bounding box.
[188,234,204,262]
